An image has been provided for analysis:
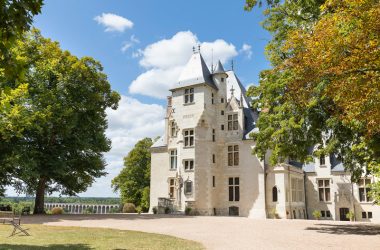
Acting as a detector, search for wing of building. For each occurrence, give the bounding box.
[149,51,379,222]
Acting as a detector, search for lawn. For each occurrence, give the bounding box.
[0,224,204,250]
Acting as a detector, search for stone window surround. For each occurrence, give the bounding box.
[227,145,239,167]
[184,180,193,195]
[183,159,194,172]
[358,178,372,203]
[183,129,195,148]
[169,149,177,170]
[317,178,331,202]
[228,177,240,202]
[170,120,177,137]
[227,113,239,131]
[184,88,194,104]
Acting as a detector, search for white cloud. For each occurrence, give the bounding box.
[94,13,134,32]
[121,35,140,53]
[240,43,253,59]
[129,31,239,99]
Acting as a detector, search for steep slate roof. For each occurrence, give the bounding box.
[213,60,226,74]
[151,135,166,148]
[170,52,217,91]
[226,71,252,108]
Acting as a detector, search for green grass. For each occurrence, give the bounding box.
[0,224,204,250]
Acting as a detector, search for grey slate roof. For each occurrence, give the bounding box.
[170,53,217,91]
[151,135,166,148]
[226,71,252,108]
[213,60,226,74]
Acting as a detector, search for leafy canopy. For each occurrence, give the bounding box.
[112,138,153,211]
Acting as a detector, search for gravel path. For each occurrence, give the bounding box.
[23,214,380,250]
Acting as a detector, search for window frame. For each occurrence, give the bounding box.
[168,178,175,198]
[184,180,193,195]
[227,145,239,167]
[183,159,194,171]
[170,120,177,137]
[358,178,372,203]
[184,88,194,104]
[169,149,177,170]
[227,113,239,131]
[318,179,331,202]
[183,129,194,147]
[228,177,240,202]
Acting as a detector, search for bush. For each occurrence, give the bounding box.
[152,207,157,214]
[185,207,192,215]
[164,207,170,214]
[123,203,136,213]
[346,211,355,221]
[51,207,64,215]
[312,210,321,220]
[110,206,120,214]
[136,206,142,214]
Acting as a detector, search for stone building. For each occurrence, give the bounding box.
[149,50,379,222]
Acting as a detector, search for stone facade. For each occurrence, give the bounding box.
[149,51,380,222]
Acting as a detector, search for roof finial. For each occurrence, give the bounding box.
[231,60,234,71]
[230,85,235,97]
[198,44,201,54]
[192,46,196,54]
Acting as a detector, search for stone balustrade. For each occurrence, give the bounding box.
[44,203,120,214]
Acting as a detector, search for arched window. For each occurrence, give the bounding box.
[272,186,278,202]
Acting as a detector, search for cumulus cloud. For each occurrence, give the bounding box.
[94,13,134,32]
[129,31,238,99]
[240,43,253,59]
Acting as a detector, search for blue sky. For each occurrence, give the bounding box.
[7,0,271,197]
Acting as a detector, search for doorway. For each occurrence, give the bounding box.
[339,207,350,221]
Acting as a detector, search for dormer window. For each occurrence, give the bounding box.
[319,154,325,166]
[184,88,194,104]
[228,114,238,131]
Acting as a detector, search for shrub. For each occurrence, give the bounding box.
[164,207,170,214]
[110,207,120,214]
[185,207,192,215]
[152,207,157,214]
[346,211,355,221]
[51,207,64,215]
[123,203,136,213]
[136,206,142,214]
[312,210,321,220]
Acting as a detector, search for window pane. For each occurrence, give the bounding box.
[326,211,331,217]
[190,94,194,103]
[190,88,194,93]
[359,188,365,202]
[190,137,194,146]
[233,114,238,120]
[228,115,232,121]
[319,188,324,201]
[229,177,233,185]
[318,180,323,187]
[185,89,189,94]
[234,145,239,151]
[325,188,330,201]
[362,212,367,219]
[321,211,325,217]
[229,186,234,201]
[185,130,189,136]
[228,146,233,151]
[234,152,239,165]
[228,121,232,130]
[235,186,240,201]
[366,188,372,202]
[190,130,194,135]
[233,121,238,130]
[368,212,373,219]
[228,153,233,166]
[235,178,239,185]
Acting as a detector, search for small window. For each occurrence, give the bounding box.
[170,150,177,170]
[359,178,372,202]
[368,212,373,219]
[228,177,239,201]
[212,154,215,163]
[221,110,224,115]
[221,98,224,103]
[320,154,325,166]
[184,160,194,171]
[169,178,175,198]
[184,88,194,104]
[212,129,215,142]
[184,181,192,194]
[221,77,225,82]
[321,211,325,217]
[170,121,177,137]
[184,129,194,147]
[221,124,224,130]
[211,93,214,104]
[326,210,331,217]
[228,145,239,166]
[362,212,367,219]
[213,176,215,187]
[272,186,278,202]
[228,114,238,131]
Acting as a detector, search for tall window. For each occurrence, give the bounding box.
[221,124,225,130]
[228,177,240,201]
[170,149,177,170]
[184,88,194,104]
[213,176,215,187]
[211,93,214,104]
[184,159,194,171]
[272,186,278,202]
[184,129,194,147]
[228,145,239,166]
[184,181,192,194]
[320,154,326,166]
[212,129,215,142]
[228,114,238,130]
[221,110,224,115]
[359,178,372,202]
[169,178,175,198]
[221,98,224,103]
[212,154,215,163]
[170,121,177,137]
[318,179,331,202]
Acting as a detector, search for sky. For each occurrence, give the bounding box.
[6,0,272,197]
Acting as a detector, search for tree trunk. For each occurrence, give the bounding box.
[34,177,47,214]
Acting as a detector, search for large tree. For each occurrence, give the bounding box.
[112,138,153,211]
[7,30,120,213]
[245,0,380,202]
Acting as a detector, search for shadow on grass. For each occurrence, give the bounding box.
[22,214,194,224]
[305,223,380,235]
[0,244,91,250]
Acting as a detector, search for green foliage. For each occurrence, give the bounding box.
[123,203,136,213]
[51,207,64,215]
[152,206,158,214]
[245,0,380,203]
[346,211,355,221]
[112,138,153,211]
[185,207,192,216]
[1,30,120,213]
[312,210,322,220]
[136,206,142,214]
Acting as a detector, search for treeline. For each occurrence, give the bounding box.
[1,197,121,205]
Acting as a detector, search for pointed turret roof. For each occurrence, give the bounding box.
[213,60,227,75]
[170,52,217,91]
